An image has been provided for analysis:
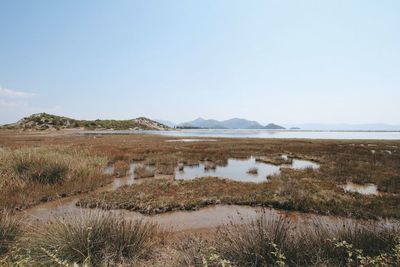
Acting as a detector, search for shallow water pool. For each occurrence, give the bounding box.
[175,156,319,183]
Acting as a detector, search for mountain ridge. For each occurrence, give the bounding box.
[179,117,285,129]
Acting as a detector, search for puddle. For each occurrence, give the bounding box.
[175,157,280,183]
[342,182,380,195]
[175,156,319,183]
[108,163,136,190]
[103,164,136,190]
[23,203,398,233]
[24,163,138,221]
[290,159,320,170]
[21,164,395,233]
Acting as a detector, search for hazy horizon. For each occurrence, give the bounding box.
[1,1,400,125]
[4,112,400,131]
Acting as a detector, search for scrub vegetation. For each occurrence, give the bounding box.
[1,113,169,131]
[0,146,109,210]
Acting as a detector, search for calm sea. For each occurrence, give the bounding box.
[83,129,400,140]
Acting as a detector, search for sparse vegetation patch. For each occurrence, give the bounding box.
[78,175,400,219]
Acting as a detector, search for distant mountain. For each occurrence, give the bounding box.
[265,123,285,130]
[180,118,226,129]
[283,123,400,131]
[179,118,285,129]
[221,118,264,129]
[1,113,170,131]
[155,119,176,128]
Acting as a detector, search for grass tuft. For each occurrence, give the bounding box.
[0,210,21,256]
[216,210,400,266]
[134,164,155,179]
[113,160,130,177]
[11,210,158,266]
[247,167,258,174]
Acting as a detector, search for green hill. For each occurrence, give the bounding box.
[1,113,170,131]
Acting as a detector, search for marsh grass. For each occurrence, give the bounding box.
[256,155,292,165]
[113,160,130,177]
[216,211,400,266]
[155,164,176,175]
[204,161,217,170]
[172,235,212,266]
[134,164,155,178]
[79,174,400,219]
[0,210,21,256]
[10,210,159,266]
[247,167,258,174]
[0,147,108,209]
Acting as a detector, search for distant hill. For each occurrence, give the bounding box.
[155,119,176,128]
[179,118,285,129]
[180,118,226,129]
[265,123,285,130]
[1,113,170,131]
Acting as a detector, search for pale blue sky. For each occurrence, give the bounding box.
[1,0,399,125]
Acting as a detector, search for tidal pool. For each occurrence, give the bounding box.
[290,159,320,170]
[175,156,319,183]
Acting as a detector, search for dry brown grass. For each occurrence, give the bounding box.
[256,155,292,165]
[0,210,21,256]
[78,174,400,219]
[215,211,400,266]
[9,210,159,266]
[0,130,399,211]
[247,167,258,174]
[113,160,130,177]
[134,164,155,179]
[0,146,109,210]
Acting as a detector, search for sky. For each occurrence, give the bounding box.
[1,0,400,125]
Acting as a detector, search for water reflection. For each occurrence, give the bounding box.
[103,164,136,190]
[175,157,319,183]
[342,182,379,195]
[291,159,320,170]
